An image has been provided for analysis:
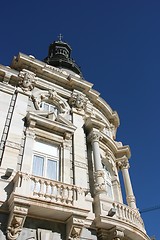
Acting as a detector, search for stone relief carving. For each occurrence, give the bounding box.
[69,226,82,240]
[18,70,36,92]
[69,92,87,110]
[7,205,29,240]
[7,216,23,240]
[94,170,106,194]
[32,89,70,114]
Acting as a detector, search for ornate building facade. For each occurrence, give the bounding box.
[0,38,150,240]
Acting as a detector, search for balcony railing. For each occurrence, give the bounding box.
[112,202,145,231]
[10,172,145,232]
[12,172,91,209]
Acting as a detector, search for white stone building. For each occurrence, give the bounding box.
[0,38,150,240]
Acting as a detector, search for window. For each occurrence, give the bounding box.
[103,165,113,199]
[32,140,60,180]
[40,102,58,116]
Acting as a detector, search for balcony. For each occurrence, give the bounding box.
[7,172,149,240]
[8,172,92,222]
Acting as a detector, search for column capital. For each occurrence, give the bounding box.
[116,157,130,170]
[88,130,102,143]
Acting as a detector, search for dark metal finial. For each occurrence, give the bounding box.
[58,33,63,41]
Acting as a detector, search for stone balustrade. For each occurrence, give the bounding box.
[112,202,145,231]
[12,172,145,232]
[13,172,88,207]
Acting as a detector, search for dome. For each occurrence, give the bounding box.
[44,35,83,77]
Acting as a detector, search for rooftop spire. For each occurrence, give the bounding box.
[44,36,82,77]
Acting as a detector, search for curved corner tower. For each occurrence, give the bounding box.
[0,37,150,240]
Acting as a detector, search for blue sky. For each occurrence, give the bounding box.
[0,0,160,238]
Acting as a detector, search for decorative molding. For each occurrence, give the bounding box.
[18,69,36,92]
[5,141,21,150]
[74,161,87,169]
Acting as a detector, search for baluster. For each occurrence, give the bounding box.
[63,186,68,204]
[124,207,127,220]
[116,204,121,219]
[67,187,73,205]
[45,180,50,200]
[121,206,124,220]
[51,182,56,201]
[39,179,44,198]
[33,178,39,196]
[56,184,62,203]
[126,208,129,222]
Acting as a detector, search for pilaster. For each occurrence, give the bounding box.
[70,92,88,188]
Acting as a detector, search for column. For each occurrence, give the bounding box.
[118,158,137,209]
[88,130,106,194]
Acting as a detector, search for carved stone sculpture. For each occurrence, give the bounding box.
[18,69,36,91]
[7,216,23,240]
[69,92,86,110]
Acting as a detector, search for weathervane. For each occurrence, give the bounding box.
[58,33,63,41]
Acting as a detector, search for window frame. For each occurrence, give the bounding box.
[32,139,60,181]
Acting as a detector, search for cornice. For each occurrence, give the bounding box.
[1,53,119,129]
[100,132,131,159]
[26,112,76,136]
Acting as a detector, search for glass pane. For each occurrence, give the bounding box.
[34,141,59,157]
[107,183,113,198]
[47,159,58,180]
[32,155,44,177]
[43,103,49,111]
